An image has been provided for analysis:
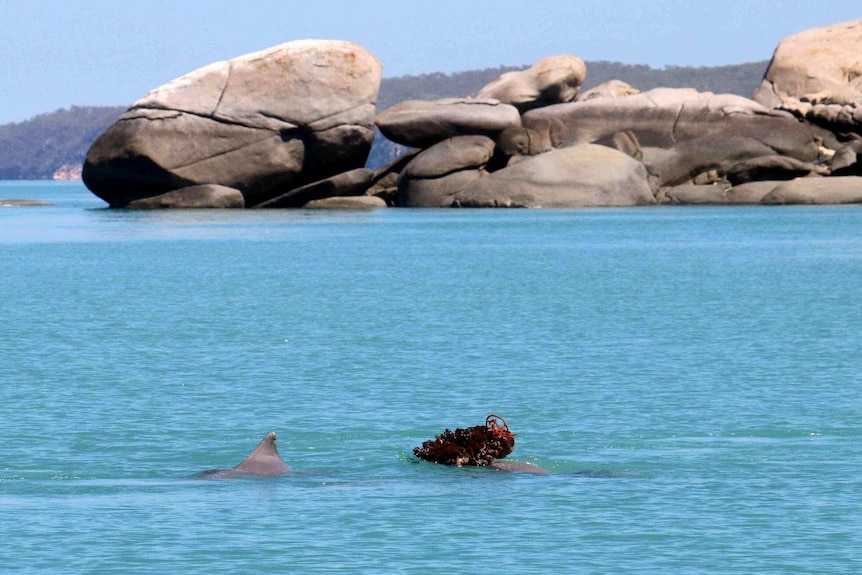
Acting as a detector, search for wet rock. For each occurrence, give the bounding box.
[124,184,244,209]
[254,168,375,208]
[303,196,387,209]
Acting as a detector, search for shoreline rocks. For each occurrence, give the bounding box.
[82,19,862,209]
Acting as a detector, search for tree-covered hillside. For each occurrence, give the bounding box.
[0,61,769,179]
[0,106,127,179]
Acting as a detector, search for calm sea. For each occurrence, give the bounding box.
[2,181,860,574]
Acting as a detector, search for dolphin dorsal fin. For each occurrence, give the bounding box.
[232,431,290,475]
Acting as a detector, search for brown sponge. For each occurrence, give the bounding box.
[414,415,516,467]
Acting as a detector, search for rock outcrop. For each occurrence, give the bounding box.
[80,20,862,209]
[476,55,587,112]
[83,40,382,208]
[754,19,862,133]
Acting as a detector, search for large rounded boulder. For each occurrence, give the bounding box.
[83,40,382,208]
[754,19,862,133]
[452,144,655,208]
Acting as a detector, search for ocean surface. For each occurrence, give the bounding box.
[2,181,861,574]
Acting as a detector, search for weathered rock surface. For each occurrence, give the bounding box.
[760,176,862,204]
[494,117,564,163]
[577,80,640,101]
[124,184,245,209]
[830,139,862,175]
[83,40,382,208]
[524,88,820,187]
[728,181,782,203]
[453,144,655,208]
[254,168,374,208]
[754,19,862,132]
[605,131,643,161]
[375,98,520,148]
[476,55,587,112]
[398,136,495,207]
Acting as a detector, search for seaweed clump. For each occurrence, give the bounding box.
[413,414,516,467]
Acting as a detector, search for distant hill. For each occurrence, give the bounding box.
[0,60,769,180]
[0,106,127,180]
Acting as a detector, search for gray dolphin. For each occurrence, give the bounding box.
[197,431,290,479]
[490,460,549,474]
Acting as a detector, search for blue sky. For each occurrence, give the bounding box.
[1,0,859,124]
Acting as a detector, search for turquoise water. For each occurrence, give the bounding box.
[2,181,861,573]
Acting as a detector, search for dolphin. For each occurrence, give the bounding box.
[196,431,290,479]
[490,460,549,474]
